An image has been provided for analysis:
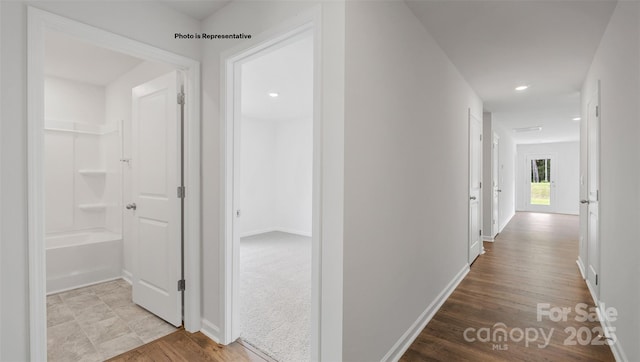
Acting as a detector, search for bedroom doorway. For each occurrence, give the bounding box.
[223,22,320,362]
[238,30,313,362]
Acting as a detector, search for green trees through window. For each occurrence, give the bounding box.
[531,158,551,205]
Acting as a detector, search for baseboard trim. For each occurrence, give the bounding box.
[499,212,515,233]
[576,258,585,280]
[275,227,312,237]
[122,269,133,285]
[240,228,278,238]
[482,236,495,242]
[382,264,470,362]
[240,227,312,238]
[516,210,579,216]
[596,302,627,362]
[46,276,122,296]
[200,318,222,344]
[586,279,598,307]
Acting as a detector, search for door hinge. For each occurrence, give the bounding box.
[595,105,599,117]
[177,92,185,105]
[479,229,482,236]
[480,182,482,188]
[178,279,186,292]
[595,274,598,286]
[177,186,186,199]
[480,134,482,141]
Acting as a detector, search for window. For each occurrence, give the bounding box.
[530,158,551,205]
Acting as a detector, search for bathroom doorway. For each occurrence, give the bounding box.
[28,9,201,361]
[43,30,181,361]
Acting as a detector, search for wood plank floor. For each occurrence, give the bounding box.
[107,330,270,362]
[108,212,614,361]
[401,212,615,361]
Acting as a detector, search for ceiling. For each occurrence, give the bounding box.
[241,33,314,122]
[45,31,144,86]
[43,15,314,124]
[159,0,230,20]
[45,1,617,143]
[406,0,617,144]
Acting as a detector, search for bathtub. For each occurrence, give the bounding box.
[46,229,123,294]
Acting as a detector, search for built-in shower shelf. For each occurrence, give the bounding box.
[78,203,107,211]
[78,169,107,176]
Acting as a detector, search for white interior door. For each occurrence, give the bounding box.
[469,112,482,263]
[492,134,501,237]
[131,71,182,327]
[586,86,600,300]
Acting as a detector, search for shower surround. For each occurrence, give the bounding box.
[44,76,122,294]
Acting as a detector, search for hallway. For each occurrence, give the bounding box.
[401,212,615,361]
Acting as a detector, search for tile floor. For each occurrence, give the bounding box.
[47,279,177,361]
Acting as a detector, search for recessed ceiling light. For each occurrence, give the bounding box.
[515,85,530,91]
[572,117,581,121]
[513,126,542,133]
[268,92,279,98]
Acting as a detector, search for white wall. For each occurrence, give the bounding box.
[240,118,277,235]
[274,118,313,235]
[102,124,121,235]
[482,112,519,238]
[240,118,312,237]
[484,113,518,237]
[201,2,345,359]
[44,77,108,233]
[343,2,482,360]
[44,130,75,231]
[516,142,580,215]
[580,2,640,360]
[104,60,174,279]
[0,2,200,359]
[0,2,3,355]
[45,76,105,125]
[492,118,517,232]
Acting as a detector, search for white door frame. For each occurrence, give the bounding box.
[584,82,601,302]
[27,8,201,360]
[523,152,557,213]
[468,110,483,263]
[491,133,501,237]
[221,12,322,361]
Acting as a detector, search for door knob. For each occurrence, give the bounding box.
[126,203,137,210]
[580,200,590,204]
[470,196,477,200]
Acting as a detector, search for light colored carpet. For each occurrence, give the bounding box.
[239,232,311,362]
